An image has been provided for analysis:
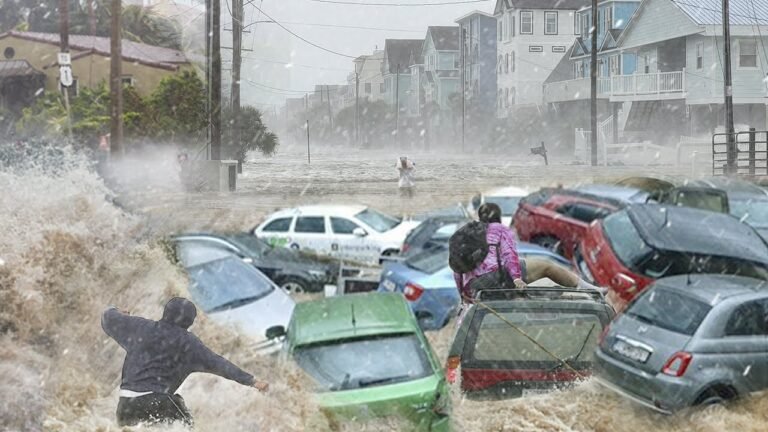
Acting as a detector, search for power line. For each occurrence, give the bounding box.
[308,0,490,6]
[235,56,351,71]
[244,19,422,33]
[249,3,357,58]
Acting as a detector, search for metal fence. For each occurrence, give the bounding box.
[712,129,768,176]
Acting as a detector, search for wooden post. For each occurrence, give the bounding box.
[749,127,756,175]
[395,63,400,148]
[306,120,311,165]
[109,0,123,156]
[590,0,598,166]
[231,0,242,168]
[722,0,736,173]
[210,0,222,160]
[58,0,73,139]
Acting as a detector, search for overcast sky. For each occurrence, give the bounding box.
[229,0,494,108]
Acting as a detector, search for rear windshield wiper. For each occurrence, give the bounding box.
[358,375,411,388]
[547,323,596,373]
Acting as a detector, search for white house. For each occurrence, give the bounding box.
[493,0,587,115]
[345,50,386,108]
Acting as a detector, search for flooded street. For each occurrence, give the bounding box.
[6,144,768,431]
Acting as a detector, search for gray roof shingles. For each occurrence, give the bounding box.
[0,59,44,78]
[671,0,768,25]
[428,26,460,51]
[384,39,424,73]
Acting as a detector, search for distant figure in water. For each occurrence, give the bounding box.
[101,298,269,427]
[397,156,415,198]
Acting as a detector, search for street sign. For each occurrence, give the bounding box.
[57,52,71,66]
[59,66,73,87]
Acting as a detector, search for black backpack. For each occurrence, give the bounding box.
[448,221,490,274]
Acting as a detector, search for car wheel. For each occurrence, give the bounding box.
[694,386,737,406]
[532,235,563,255]
[279,277,311,294]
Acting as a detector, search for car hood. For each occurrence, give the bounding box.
[375,220,422,243]
[382,261,454,290]
[208,288,295,342]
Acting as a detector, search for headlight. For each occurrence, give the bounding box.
[308,270,327,278]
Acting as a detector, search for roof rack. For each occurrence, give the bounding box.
[474,287,607,303]
[538,187,631,209]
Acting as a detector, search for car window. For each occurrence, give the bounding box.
[176,241,235,267]
[433,223,460,240]
[186,257,275,313]
[294,334,432,392]
[406,248,450,274]
[559,202,611,223]
[263,217,292,232]
[355,208,400,233]
[485,196,522,216]
[295,216,326,233]
[625,288,711,336]
[468,310,603,364]
[725,300,768,336]
[330,217,359,234]
[602,211,653,270]
[731,199,768,227]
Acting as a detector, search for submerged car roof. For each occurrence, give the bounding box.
[267,205,369,219]
[627,204,768,263]
[574,184,649,203]
[290,292,416,346]
[652,274,768,305]
[690,177,768,200]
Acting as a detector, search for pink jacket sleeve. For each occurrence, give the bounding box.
[501,228,522,280]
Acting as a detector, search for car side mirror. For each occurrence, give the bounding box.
[353,227,368,237]
[265,325,286,340]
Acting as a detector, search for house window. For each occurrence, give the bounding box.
[505,53,510,73]
[509,14,515,39]
[545,11,558,35]
[498,55,503,74]
[740,40,758,68]
[520,11,533,34]
[696,43,703,70]
[610,55,620,76]
[504,88,509,108]
[121,76,135,87]
[502,13,507,41]
[365,82,372,94]
[498,21,503,42]
[3,46,14,59]
[552,46,566,53]
[644,55,650,73]
[605,6,613,30]
[379,82,385,93]
[574,12,580,35]
[498,89,503,110]
[510,87,516,105]
[512,51,516,72]
[529,45,543,53]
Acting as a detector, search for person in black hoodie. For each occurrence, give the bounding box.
[102,297,269,427]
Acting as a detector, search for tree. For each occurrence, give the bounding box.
[223,105,278,167]
[147,71,206,141]
[0,0,24,32]
[122,5,182,50]
[334,100,392,148]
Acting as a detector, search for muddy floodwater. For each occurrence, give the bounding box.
[4,144,766,432]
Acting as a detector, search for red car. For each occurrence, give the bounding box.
[513,187,631,259]
[576,204,768,312]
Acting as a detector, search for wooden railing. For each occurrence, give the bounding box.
[544,70,686,102]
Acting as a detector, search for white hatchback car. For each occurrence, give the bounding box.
[468,186,529,226]
[252,205,420,264]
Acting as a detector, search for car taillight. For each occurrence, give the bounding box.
[445,356,460,384]
[598,324,611,345]
[401,243,410,253]
[403,283,424,301]
[661,352,693,377]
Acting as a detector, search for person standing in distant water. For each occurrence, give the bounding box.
[101,297,269,427]
[397,156,415,198]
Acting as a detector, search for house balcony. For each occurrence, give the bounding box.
[544,70,686,104]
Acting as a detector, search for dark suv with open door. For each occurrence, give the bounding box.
[446,287,614,400]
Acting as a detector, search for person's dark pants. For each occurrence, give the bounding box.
[466,260,528,294]
[116,393,193,427]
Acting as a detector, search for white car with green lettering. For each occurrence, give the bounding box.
[252,205,420,264]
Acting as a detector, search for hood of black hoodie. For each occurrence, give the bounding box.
[161,297,197,329]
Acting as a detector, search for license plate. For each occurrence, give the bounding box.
[382,279,396,291]
[522,388,551,397]
[612,339,650,363]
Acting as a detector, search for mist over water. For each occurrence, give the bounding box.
[3,143,767,431]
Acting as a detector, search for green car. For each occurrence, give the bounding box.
[268,292,451,431]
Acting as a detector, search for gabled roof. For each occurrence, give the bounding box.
[0,59,45,78]
[495,0,588,13]
[600,28,623,51]
[0,31,195,70]
[455,10,495,23]
[383,39,424,74]
[671,0,768,25]
[427,26,460,51]
[544,43,577,83]
[571,37,588,57]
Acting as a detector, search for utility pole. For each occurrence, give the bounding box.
[231,0,243,168]
[58,0,73,139]
[205,0,212,159]
[590,0,598,166]
[326,85,333,131]
[210,0,222,160]
[86,0,96,36]
[110,0,123,156]
[461,28,466,153]
[355,71,360,147]
[395,63,400,148]
[722,0,736,173]
[306,120,311,165]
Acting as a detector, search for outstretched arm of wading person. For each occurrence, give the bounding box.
[101,307,151,350]
[189,337,269,392]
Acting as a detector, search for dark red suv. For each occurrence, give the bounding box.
[576,204,768,311]
[513,187,631,259]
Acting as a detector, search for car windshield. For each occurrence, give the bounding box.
[602,211,653,270]
[228,234,271,255]
[470,310,603,364]
[731,199,768,228]
[355,208,400,233]
[406,248,450,274]
[187,257,275,313]
[625,288,711,336]
[294,334,432,392]
[485,196,522,215]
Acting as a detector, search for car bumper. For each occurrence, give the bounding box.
[411,289,459,331]
[594,348,694,413]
